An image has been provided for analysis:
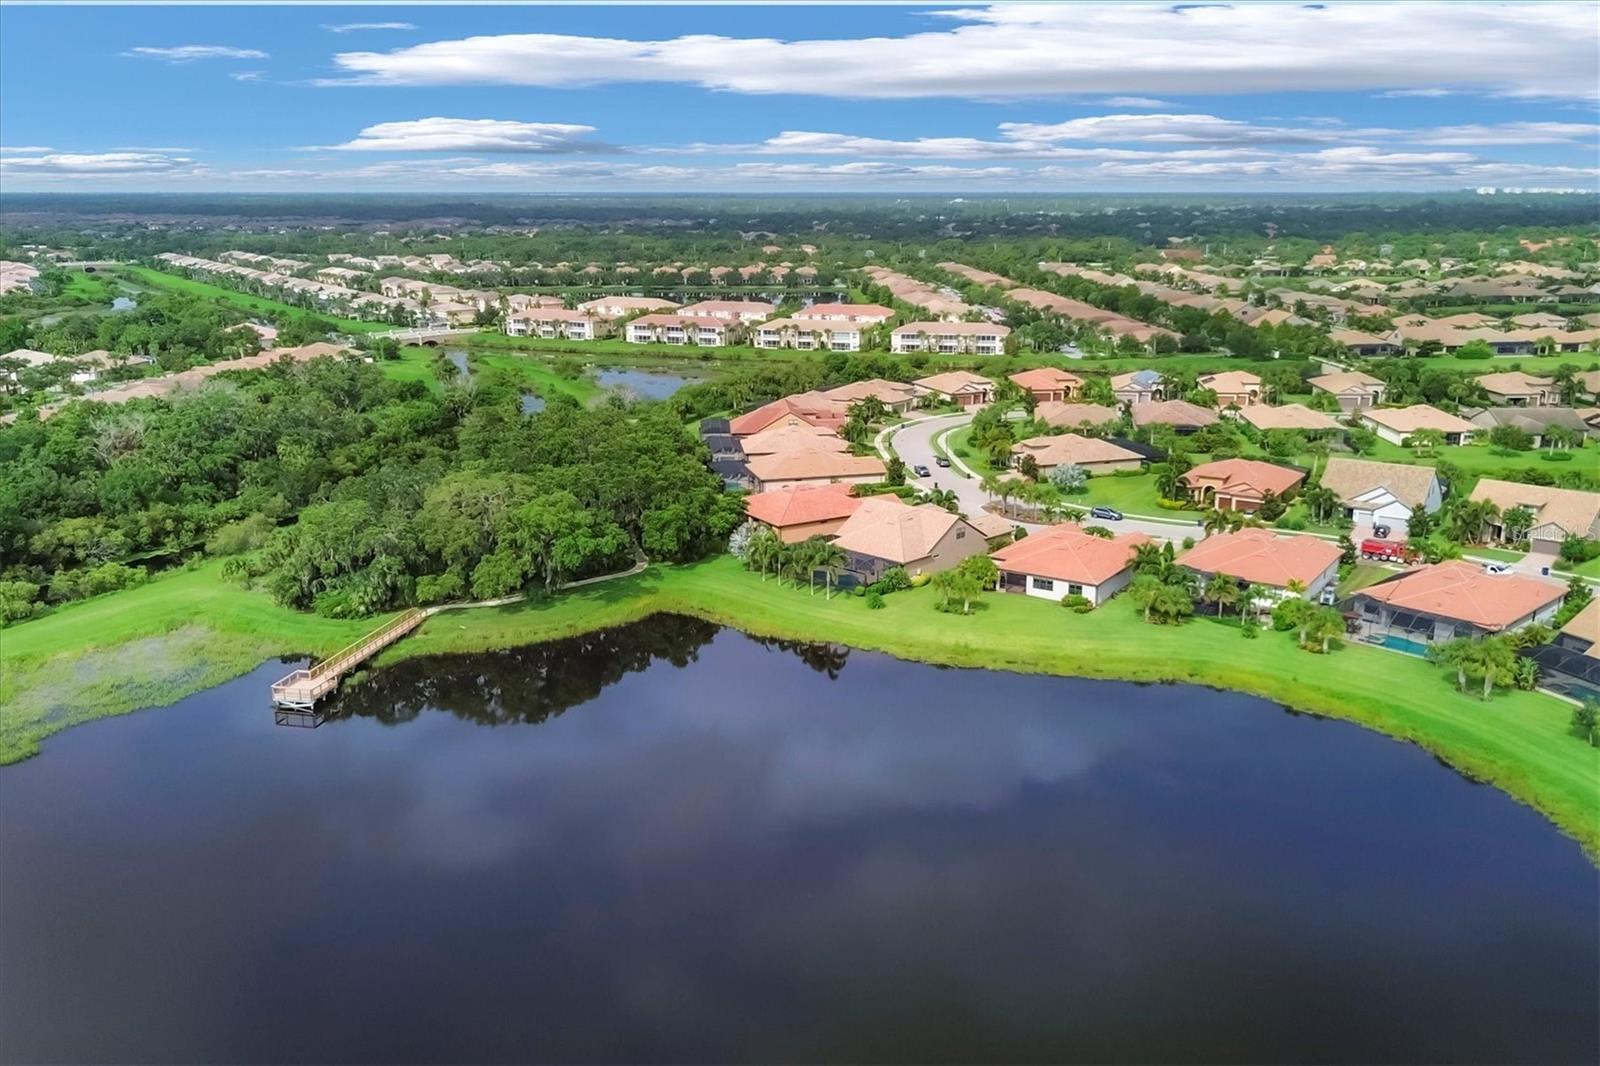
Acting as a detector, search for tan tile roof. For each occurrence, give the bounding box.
[745,450,887,483]
[1361,404,1477,434]
[1013,433,1143,467]
[893,321,1012,338]
[991,523,1151,585]
[1467,478,1600,539]
[1328,327,1398,348]
[967,512,1017,539]
[1009,367,1084,391]
[1475,371,1554,394]
[744,483,862,529]
[1240,403,1343,432]
[793,302,894,321]
[914,370,995,396]
[1129,399,1219,428]
[577,296,677,314]
[1559,599,1600,653]
[676,299,777,317]
[1177,528,1341,590]
[1357,560,1564,631]
[1197,370,1262,393]
[738,421,849,456]
[1309,370,1385,394]
[1035,401,1121,428]
[1319,457,1439,508]
[830,497,971,564]
[821,378,924,406]
[1181,458,1305,500]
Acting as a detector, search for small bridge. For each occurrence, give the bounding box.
[270,608,427,711]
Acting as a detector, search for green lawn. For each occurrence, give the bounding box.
[471,351,603,405]
[60,271,115,302]
[1079,471,1201,518]
[377,345,447,392]
[1364,437,1597,479]
[0,561,379,764]
[123,267,392,333]
[5,554,1597,857]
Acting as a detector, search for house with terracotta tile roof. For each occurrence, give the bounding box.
[744,450,887,493]
[1011,433,1145,474]
[1180,458,1305,513]
[1350,561,1564,647]
[1177,528,1342,598]
[737,421,850,457]
[675,299,776,323]
[1110,369,1165,405]
[830,496,988,585]
[1318,457,1442,536]
[792,302,895,325]
[1468,478,1600,555]
[1309,370,1387,410]
[1327,328,1402,357]
[821,378,925,414]
[730,392,850,436]
[1009,367,1083,403]
[1197,370,1263,407]
[1359,404,1478,446]
[1129,398,1219,433]
[1035,401,1121,430]
[1475,371,1557,407]
[913,370,995,408]
[1238,403,1344,433]
[991,524,1152,605]
[891,321,1010,356]
[578,296,678,318]
[744,483,863,543]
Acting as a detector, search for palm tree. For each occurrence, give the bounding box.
[1206,573,1240,618]
[816,542,848,600]
[746,526,782,581]
[1307,606,1344,653]
[1202,509,1233,536]
[1433,638,1474,693]
[1477,637,1517,700]
[1242,582,1270,625]
[1128,574,1164,623]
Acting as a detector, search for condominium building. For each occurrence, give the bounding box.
[890,321,1011,355]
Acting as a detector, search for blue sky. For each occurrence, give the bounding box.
[2,3,1597,192]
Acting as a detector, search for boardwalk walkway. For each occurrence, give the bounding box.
[269,552,651,709]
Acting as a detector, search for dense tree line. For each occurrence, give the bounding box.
[0,356,742,623]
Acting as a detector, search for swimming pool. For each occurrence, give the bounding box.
[1379,634,1431,657]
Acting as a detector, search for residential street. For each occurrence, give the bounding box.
[879,412,1209,546]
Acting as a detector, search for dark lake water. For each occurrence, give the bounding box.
[594,367,698,401]
[1,617,1595,1065]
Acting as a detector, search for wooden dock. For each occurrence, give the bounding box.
[270,608,427,709]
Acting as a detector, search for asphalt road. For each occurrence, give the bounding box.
[879,412,1208,546]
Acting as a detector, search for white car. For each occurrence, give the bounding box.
[1483,561,1512,575]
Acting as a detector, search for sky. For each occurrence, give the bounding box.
[1,2,1598,193]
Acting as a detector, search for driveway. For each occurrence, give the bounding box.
[878,412,1206,546]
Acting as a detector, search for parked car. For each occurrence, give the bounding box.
[913,464,932,478]
[1372,524,1391,539]
[1483,561,1512,575]
[934,456,951,468]
[1319,585,1337,606]
[1089,506,1123,521]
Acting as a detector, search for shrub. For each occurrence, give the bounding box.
[1540,452,1574,463]
[1061,593,1093,613]
[1182,536,1196,550]
[1240,620,1259,639]
[1156,498,1191,510]
[876,566,912,593]
[1274,513,1308,531]
[416,571,467,604]
[0,580,41,625]
[865,591,886,610]
[206,513,276,557]
[852,584,866,597]
[909,572,931,588]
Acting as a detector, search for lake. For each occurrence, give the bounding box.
[1,617,1595,1064]
[594,367,699,401]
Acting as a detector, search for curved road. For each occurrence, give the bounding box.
[879,412,1208,545]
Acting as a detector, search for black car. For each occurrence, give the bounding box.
[913,464,932,478]
[1088,505,1123,521]
[934,456,951,468]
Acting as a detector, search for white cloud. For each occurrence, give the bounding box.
[124,45,268,63]
[231,70,266,83]
[1405,121,1600,145]
[323,22,417,33]
[1098,97,1174,109]
[0,145,55,153]
[1378,88,1459,98]
[0,150,203,179]
[320,4,1598,100]
[316,117,612,153]
[999,114,1338,144]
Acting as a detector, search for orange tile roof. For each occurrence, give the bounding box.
[1181,458,1305,501]
[991,524,1151,585]
[1177,528,1341,590]
[1009,367,1083,391]
[744,483,862,529]
[730,392,849,436]
[1357,560,1564,631]
[830,497,971,564]
[738,421,849,456]
[745,451,887,483]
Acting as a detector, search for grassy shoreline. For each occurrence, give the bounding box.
[4,556,1597,859]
